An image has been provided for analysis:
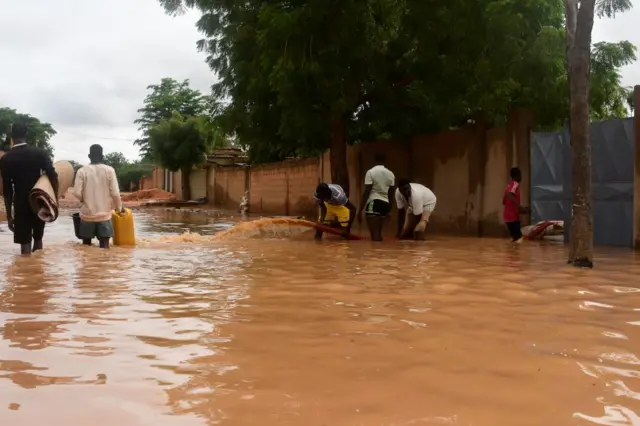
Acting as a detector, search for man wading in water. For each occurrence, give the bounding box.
[73,144,123,249]
[357,152,395,241]
[395,179,437,240]
[313,182,356,240]
[0,122,59,255]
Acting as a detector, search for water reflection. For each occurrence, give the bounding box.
[0,256,58,350]
[0,211,639,425]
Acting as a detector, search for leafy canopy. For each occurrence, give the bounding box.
[118,162,154,191]
[135,78,208,159]
[0,107,56,157]
[103,152,129,172]
[148,111,218,172]
[102,152,153,191]
[158,0,637,163]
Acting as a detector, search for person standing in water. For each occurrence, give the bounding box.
[357,153,395,241]
[313,182,356,240]
[72,144,123,249]
[503,166,529,243]
[395,179,437,240]
[0,122,59,255]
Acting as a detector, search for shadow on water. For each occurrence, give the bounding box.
[1,209,640,425]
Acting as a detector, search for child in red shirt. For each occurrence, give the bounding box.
[503,167,529,242]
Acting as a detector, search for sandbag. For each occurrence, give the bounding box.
[28,161,74,222]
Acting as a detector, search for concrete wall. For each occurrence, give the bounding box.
[173,170,183,200]
[214,166,247,208]
[189,168,208,200]
[482,127,510,236]
[249,158,320,216]
[140,176,153,190]
[147,109,535,237]
[341,126,519,237]
[338,111,532,237]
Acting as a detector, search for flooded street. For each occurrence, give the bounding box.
[1,210,640,425]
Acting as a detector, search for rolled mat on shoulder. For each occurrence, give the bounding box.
[28,160,74,222]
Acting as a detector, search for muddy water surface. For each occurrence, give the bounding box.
[1,211,640,425]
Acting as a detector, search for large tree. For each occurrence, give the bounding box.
[148,111,222,200]
[158,0,635,198]
[159,0,412,195]
[0,107,56,157]
[134,78,208,159]
[564,0,632,268]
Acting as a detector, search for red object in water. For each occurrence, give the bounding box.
[313,223,365,240]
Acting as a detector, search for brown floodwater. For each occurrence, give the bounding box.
[1,210,640,426]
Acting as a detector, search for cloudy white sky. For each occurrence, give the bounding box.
[1,1,638,164]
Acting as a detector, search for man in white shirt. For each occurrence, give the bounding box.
[357,152,395,241]
[72,144,123,248]
[395,178,437,240]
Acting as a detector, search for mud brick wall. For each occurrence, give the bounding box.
[214,166,247,209]
[249,158,320,217]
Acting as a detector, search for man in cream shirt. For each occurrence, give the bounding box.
[395,178,437,240]
[73,144,123,249]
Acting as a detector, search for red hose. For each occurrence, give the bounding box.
[312,223,365,240]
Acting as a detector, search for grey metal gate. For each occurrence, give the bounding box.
[530,118,634,247]
[530,131,566,224]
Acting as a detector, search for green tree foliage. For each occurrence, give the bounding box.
[103,152,129,172]
[102,151,153,191]
[148,112,220,200]
[0,107,56,157]
[118,162,154,191]
[134,78,208,159]
[158,0,636,194]
[589,41,636,120]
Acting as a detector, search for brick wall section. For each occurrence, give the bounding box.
[215,166,247,208]
[149,109,536,238]
[344,120,526,237]
[410,128,480,234]
[140,176,153,190]
[249,158,319,216]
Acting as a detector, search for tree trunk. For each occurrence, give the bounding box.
[329,115,350,196]
[565,0,595,268]
[181,167,192,201]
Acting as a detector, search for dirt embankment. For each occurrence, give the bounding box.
[58,188,175,210]
[121,189,176,202]
[2,188,177,215]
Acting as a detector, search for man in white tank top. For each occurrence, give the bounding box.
[72,144,123,248]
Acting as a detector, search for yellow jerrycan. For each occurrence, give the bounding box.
[112,208,136,246]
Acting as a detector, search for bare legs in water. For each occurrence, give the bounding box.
[83,238,110,249]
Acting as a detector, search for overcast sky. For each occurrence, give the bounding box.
[0,0,638,164]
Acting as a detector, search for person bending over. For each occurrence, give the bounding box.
[0,122,59,255]
[357,152,395,241]
[313,182,356,240]
[395,179,437,240]
[73,144,123,249]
